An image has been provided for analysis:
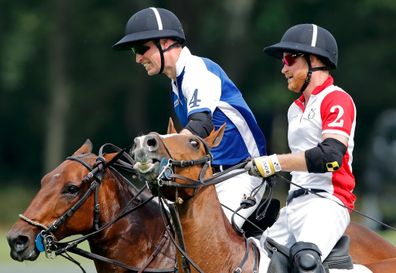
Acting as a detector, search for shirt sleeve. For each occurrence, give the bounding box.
[182,63,221,117]
[320,90,356,138]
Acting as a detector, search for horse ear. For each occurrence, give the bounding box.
[204,123,226,148]
[167,117,178,134]
[73,139,93,155]
[104,152,119,164]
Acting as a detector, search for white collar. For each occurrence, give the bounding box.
[175,46,192,77]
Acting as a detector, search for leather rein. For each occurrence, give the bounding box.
[151,132,248,196]
[19,143,174,273]
[150,134,260,273]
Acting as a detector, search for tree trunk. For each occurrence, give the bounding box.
[44,0,70,172]
[221,0,255,82]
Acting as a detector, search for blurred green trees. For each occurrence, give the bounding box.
[0,0,395,205]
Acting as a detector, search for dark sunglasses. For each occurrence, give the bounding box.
[131,43,150,55]
[282,53,304,66]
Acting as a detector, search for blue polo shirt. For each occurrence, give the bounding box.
[171,47,266,166]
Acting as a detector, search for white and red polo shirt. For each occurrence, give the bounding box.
[287,76,356,209]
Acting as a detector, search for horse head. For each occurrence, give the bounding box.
[6,139,126,262]
[131,118,225,201]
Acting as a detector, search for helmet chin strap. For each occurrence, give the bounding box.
[299,55,328,93]
[154,40,181,75]
[154,40,165,74]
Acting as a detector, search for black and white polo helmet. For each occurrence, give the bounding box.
[264,24,338,69]
[113,7,186,50]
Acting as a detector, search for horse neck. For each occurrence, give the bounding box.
[92,170,132,223]
[177,185,248,271]
[89,170,174,272]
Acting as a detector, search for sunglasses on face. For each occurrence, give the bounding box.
[282,53,304,66]
[131,43,150,55]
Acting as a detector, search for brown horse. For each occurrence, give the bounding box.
[7,140,175,273]
[131,120,396,273]
[347,222,396,264]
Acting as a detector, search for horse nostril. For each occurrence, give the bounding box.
[146,136,158,151]
[12,235,29,252]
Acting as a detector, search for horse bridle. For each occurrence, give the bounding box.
[19,152,117,260]
[147,134,260,273]
[151,132,247,198]
[19,145,174,273]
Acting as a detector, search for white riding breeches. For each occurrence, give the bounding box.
[260,192,350,260]
[215,171,265,228]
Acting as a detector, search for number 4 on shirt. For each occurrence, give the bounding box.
[189,89,201,108]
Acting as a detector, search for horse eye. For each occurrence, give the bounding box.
[189,139,200,149]
[63,184,80,195]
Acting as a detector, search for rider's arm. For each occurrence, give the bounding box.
[248,134,348,177]
[182,112,214,138]
[277,133,348,172]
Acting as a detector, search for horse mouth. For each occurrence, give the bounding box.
[134,160,159,174]
[132,144,162,181]
[10,248,39,262]
[7,233,40,262]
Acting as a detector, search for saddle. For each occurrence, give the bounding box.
[263,236,354,272]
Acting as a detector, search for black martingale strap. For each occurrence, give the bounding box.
[158,198,203,273]
[233,238,260,273]
[168,203,191,273]
[66,227,175,273]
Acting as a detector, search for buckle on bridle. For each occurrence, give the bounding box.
[157,158,173,185]
[35,230,57,259]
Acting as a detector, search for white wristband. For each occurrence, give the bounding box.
[254,154,282,177]
[269,154,282,172]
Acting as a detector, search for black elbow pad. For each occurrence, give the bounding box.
[305,138,347,173]
[185,112,214,138]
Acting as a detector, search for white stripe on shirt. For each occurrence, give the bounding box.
[218,101,260,157]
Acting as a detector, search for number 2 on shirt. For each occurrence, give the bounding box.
[188,89,201,108]
[328,105,344,127]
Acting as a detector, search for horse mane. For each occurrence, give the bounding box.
[107,164,159,208]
